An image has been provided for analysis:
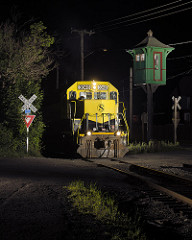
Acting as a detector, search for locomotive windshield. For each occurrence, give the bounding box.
[94,92,107,99]
[79,92,92,99]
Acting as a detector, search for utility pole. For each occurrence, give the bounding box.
[129,67,133,140]
[56,66,59,89]
[71,29,95,81]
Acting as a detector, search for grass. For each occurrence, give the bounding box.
[65,180,146,240]
[128,141,180,154]
[0,139,180,158]
[0,147,43,158]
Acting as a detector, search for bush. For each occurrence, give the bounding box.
[0,21,54,157]
[0,124,14,150]
[128,141,179,154]
[0,124,21,157]
[0,122,42,157]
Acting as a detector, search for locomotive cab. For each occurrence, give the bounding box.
[66,80,129,158]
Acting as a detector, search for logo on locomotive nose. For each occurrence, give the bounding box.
[97,104,104,112]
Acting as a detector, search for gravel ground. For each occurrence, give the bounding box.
[123,148,192,239]
[91,147,192,239]
[123,148,192,180]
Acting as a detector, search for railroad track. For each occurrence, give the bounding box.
[86,158,192,219]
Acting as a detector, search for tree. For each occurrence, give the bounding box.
[0,21,55,156]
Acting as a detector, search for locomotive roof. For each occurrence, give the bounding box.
[67,80,118,91]
[135,30,173,49]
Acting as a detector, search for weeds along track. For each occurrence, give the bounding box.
[84,158,192,219]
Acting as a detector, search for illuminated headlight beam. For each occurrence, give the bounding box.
[87,131,92,136]
[116,131,121,136]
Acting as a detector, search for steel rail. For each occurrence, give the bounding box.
[88,158,192,209]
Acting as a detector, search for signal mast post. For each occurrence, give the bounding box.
[129,67,133,140]
[146,85,155,141]
[174,99,177,144]
[27,127,29,153]
[172,96,181,144]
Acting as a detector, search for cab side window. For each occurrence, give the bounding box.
[69,91,76,100]
[110,91,117,103]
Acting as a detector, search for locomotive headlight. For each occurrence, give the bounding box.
[87,131,92,136]
[116,131,121,136]
[92,80,97,90]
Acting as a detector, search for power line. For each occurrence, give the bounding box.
[96,5,192,33]
[95,0,191,31]
[168,54,192,60]
[94,0,183,27]
[167,68,192,80]
[169,40,192,46]
[95,1,192,33]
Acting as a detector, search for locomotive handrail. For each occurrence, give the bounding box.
[118,112,129,145]
[76,112,129,145]
[118,102,129,145]
[71,101,77,136]
[77,113,86,144]
[119,102,126,116]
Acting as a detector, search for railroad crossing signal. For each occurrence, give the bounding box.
[172,96,181,110]
[18,94,38,153]
[18,94,37,113]
[172,96,181,144]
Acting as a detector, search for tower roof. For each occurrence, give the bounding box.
[135,30,173,49]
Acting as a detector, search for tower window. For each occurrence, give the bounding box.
[140,54,145,61]
[136,54,140,62]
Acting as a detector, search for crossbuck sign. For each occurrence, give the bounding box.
[18,94,37,113]
[18,94,38,153]
[172,96,181,111]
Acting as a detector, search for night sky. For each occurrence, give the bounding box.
[0,0,192,115]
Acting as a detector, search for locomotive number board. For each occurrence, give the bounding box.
[78,85,91,90]
[98,85,108,90]
[77,84,108,90]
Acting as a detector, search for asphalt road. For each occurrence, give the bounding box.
[0,149,192,240]
[0,157,129,240]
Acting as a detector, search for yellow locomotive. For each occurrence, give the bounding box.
[66,80,129,158]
